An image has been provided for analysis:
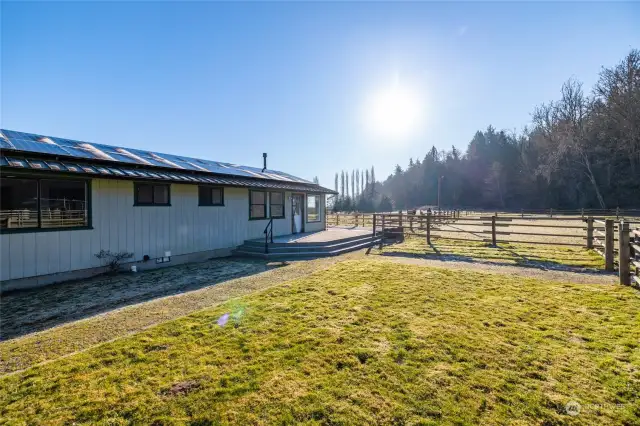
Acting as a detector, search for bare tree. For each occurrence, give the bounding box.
[594,49,640,175]
[533,78,606,208]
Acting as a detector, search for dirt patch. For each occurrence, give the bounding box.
[161,380,201,397]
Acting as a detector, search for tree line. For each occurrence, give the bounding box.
[333,49,639,212]
[331,167,393,212]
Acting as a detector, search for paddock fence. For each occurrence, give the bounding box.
[328,210,639,286]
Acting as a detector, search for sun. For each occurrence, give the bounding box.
[364,83,423,140]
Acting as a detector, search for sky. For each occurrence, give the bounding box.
[1,1,638,188]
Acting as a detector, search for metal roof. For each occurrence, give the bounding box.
[0,129,337,194]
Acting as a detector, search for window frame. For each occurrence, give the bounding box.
[306,194,321,223]
[0,174,92,234]
[249,189,267,220]
[198,185,225,207]
[133,182,171,206]
[269,191,285,219]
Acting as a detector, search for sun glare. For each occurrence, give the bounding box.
[365,83,423,141]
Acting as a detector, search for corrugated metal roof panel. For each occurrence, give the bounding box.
[0,156,337,194]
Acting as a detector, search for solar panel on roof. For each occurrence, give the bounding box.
[7,139,73,157]
[6,157,27,168]
[63,164,82,172]
[0,138,15,149]
[0,129,333,192]
[27,160,49,170]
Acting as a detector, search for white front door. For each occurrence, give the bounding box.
[292,194,303,233]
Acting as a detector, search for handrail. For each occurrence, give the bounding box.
[263,218,274,253]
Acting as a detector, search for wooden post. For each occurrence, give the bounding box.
[581,208,584,219]
[379,215,385,249]
[616,207,620,219]
[491,215,497,246]
[605,219,614,272]
[372,214,377,237]
[399,211,403,233]
[336,213,339,226]
[586,216,594,249]
[409,214,413,232]
[521,208,524,219]
[618,221,630,285]
[426,211,431,245]
[549,208,553,217]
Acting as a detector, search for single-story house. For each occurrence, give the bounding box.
[0,129,336,292]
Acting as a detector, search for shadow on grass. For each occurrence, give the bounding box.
[374,244,613,276]
[0,258,285,341]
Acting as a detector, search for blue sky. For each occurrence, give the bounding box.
[1,2,638,187]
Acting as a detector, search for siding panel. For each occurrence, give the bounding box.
[2,178,328,282]
[0,235,10,281]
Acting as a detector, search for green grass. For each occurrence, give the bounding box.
[1,260,638,425]
[375,237,606,269]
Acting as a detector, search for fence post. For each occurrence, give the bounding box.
[605,219,614,272]
[409,214,413,232]
[372,214,377,237]
[521,208,524,219]
[426,211,431,245]
[586,217,594,249]
[336,213,339,226]
[618,221,630,285]
[491,215,497,246]
[399,211,403,232]
[581,208,584,219]
[549,208,553,218]
[379,215,385,249]
[616,207,620,219]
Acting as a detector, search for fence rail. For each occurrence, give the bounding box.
[327,211,640,286]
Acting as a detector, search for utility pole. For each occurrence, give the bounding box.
[437,176,444,212]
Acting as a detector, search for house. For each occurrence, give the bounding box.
[0,129,336,292]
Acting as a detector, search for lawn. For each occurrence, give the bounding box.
[1,259,638,425]
[374,236,606,270]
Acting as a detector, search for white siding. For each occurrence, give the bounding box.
[0,179,327,281]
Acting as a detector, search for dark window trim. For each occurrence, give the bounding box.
[249,189,267,220]
[269,191,285,219]
[133,182,171,206]
[0,175,92,234]
[198,185,225,207]
[306,193,322,223]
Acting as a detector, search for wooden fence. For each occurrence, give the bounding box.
[618,222,640,286]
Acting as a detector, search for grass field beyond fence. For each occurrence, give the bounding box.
[1,259,638,425]
[375,237,606,270]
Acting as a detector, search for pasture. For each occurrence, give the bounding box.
[1,259,638,425]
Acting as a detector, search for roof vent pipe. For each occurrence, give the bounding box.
[262,153,267,172]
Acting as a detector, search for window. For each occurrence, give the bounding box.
[134,183,170,206]
[1,177,89,231]
[307,194,320,222]
[269,192,285,218]
[199,186,224,206]
[249,190,266,219]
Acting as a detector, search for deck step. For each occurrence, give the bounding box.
[239,235,378,253]
[233,236,382,260]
